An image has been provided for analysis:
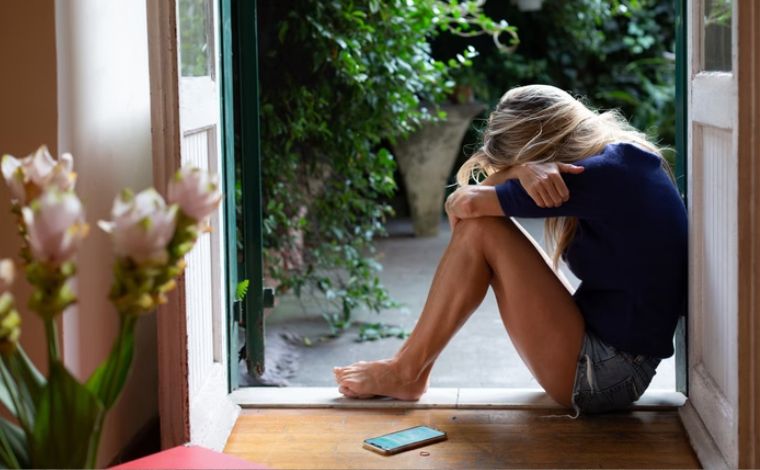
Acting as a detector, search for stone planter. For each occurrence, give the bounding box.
[394,102,485,237]
[514,0,544,11]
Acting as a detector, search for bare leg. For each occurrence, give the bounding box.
[334,217,585,407]
[335,219,492,400]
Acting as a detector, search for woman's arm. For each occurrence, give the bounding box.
[445,185,503,221]
[445,162,584,226]
[481,166,520,187]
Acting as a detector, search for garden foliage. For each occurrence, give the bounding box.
[444,0,676,160]
[257,1,514,332]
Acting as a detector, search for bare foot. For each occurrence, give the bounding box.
[333,359,428,401]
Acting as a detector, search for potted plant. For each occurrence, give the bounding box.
[0,146,221,468]
[513,0,544,12]
[393,4,517,237]
[393,99,486,237]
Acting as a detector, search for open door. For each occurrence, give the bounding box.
[680,0,738,467]
[234,0,268,380]
[147,0,239,449]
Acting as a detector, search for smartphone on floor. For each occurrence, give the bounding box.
[363,425,447,455]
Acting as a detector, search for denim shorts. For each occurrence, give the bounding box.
[571,331,661,415]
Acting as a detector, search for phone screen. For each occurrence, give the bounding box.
[364,426,446,452]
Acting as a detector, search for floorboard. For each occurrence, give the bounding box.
[224,408,700,469]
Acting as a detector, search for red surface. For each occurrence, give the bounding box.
[110,445,267,470]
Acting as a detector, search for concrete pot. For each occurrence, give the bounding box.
[514,0,543,11]
[394,102,485,237]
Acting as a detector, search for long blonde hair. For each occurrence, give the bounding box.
[456,84,666,268]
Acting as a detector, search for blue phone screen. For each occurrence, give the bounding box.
[365,426,445,450]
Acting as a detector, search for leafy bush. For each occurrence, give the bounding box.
[437,0,676,168]
[257,1,514,332]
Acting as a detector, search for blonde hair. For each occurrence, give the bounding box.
[456,84,667,269]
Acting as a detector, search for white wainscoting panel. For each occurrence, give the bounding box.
[689,123,738,464]
[182,127,217,398]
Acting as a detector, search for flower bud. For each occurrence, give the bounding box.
[21,189,89,266]
[0,259,14,294]
[1,155,25,203]
[99,188,178,266]
[158,279,176,293]
[0,293,20,355]
[136,293,154,311]
[167,167,222,223]
[1,146,76,204]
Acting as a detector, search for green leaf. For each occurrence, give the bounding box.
[85,316,136,411]
[0,346,46,434]
[0,417,28,468]
[31,361,103,469]
[235,279,250,301]
[0,364,18,419]
[357,322,409,342]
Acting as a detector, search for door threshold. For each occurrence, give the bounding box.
[229,387,685,410]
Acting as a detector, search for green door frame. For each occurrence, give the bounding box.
[221,0,266,391]
[220,0,239,391]
[674,0,688,395]
[236,0,267,379]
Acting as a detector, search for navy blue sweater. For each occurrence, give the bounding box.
[495,142,687,358]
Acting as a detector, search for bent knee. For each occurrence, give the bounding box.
[453,217,516,241]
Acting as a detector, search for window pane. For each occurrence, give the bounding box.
[703,0,732,72]
[179,0,213,77]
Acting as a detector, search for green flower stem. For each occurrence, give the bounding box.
[85,421,101,470]
[85,313,137,469]
[43,317,60,364]
[100,314,136,406]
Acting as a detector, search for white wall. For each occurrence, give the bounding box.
[55,0,157,465]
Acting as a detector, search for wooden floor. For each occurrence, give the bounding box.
[224,408,700,469]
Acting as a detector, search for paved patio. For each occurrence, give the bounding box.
[257,217,675,391]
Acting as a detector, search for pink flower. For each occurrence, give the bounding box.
[167,167,222,223]
[0,259,13,294]
[99,188,178,265]
[21,189,89,265]
[1,146,76,204]
[1,156,25,203]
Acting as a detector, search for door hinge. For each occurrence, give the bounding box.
[234,288,275,324]
[263,287,275,308]
[233,300,244,324]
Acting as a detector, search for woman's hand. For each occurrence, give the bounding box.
[444,188,468,230]
[444,185,501,230]
[514,162,584,208]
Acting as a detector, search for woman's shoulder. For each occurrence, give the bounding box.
[565,142,666,193]
[605,141,662,165]
[576,142,662,170]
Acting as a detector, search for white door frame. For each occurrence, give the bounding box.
[146,0,239,450]
[146,0,188,448]
[735,1,760,467]
[681,0,760,467]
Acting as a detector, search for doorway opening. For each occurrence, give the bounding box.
[232,0,684,400]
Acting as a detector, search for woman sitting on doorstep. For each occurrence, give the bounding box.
[334,84,687,414]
